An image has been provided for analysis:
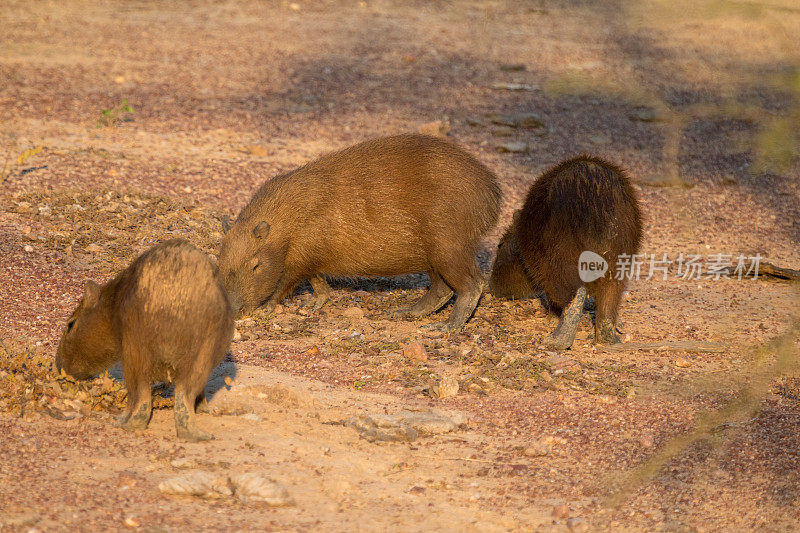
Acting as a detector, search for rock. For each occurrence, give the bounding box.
[499,63,526,72]
[552,503,570,519]
[495,141,528,154]
[639,432,655,448]
[428,376,459,399]
[496,350,528,368]
[346,415,418,442]
[1,512,41,527]
[170,457,200,470]
[487,112,544,129]
[401,411,464,435]
[232,329,242,341]
[589,134,611,145]
[158,472,232,499]
[230,473,294,506]
[522,436,557,457]
[23,244,34,253]
[490,126,515,137]
[418,120,450,137]
[241,413,263,422]
[347,410,466,441]
[628,106,661,122]
[566,517,589,532]
[674,357,692,368]
[403,342,428,362]
[342,306,365,320]
[490,82,538,91]
[124,516,140,528]
[85,243,101,253]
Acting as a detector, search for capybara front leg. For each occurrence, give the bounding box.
[175,388,214,442]
[114,384,152,432]
[543,286,587,350]
[307,274,331,310]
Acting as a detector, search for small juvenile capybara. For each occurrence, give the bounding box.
[55,239,234,441]
[218,133,501,331]
[490,156,642,349]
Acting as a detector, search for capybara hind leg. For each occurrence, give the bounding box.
[195,392,209,414]
[307,275,331,310]
[433,259,484,331]
[175,388,214,442]
[594,280,624,344]
[543,287,587,350]
[395,271,454,318]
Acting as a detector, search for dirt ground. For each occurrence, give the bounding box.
[1,0,800,531]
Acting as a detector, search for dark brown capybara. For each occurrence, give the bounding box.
[55,239,234,441]
[490,156,642,349]
[218,133,501,331]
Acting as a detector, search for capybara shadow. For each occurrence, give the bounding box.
[55,239,235,441]
[218,133,501,331]
[490,156,642,349]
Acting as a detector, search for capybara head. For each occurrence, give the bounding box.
[218,217,285,313]
[55,281,117,379]
[490,214,535,299]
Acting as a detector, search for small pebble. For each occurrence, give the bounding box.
[403,342,428,362]
[566,517,589,532]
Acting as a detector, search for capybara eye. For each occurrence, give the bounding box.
[66,319,76,332]
[251,259,261,272]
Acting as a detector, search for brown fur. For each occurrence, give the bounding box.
[490,156,642,346]
[218,133,501,331]
[55,239,234,441]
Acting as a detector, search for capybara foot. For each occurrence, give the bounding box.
[114,400,151,431]
[542,332,574,351]
[114,412,150,431]
[541,287,586,350]
[594,319,621,344]
[175,391,213,442]
[301,292,329,311]
[177,425,215,442]
[307,275,331,310]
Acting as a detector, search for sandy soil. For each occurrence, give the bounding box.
[1,0,800,531]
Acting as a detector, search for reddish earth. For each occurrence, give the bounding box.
[1,0,799,531]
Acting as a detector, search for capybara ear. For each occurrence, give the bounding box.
[221,216,231,234]
[512,210,521,226]
[84,280,101,304]
[252,221,270,239]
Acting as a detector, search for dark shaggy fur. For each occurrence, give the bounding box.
[218,133,502,331]
[490,155,642,349]
[55,239,234,441]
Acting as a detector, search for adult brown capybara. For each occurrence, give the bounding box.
[55,239,234,441]
[490,156,642,349]
[218,134,501,331]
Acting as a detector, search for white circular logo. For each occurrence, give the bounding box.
[578,250,608,283]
